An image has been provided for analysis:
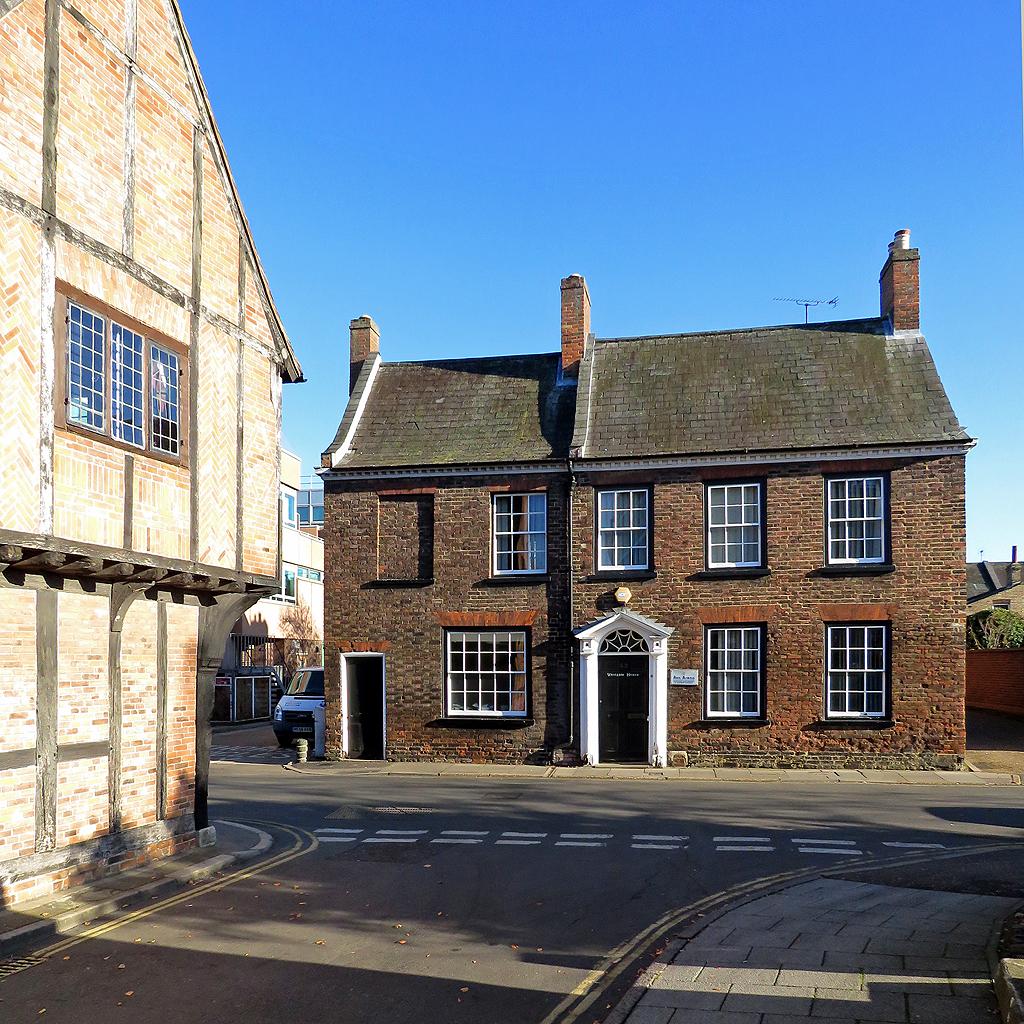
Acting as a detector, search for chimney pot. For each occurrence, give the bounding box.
[560,274,590,378]
[349,315,379,395]
[879,230,920,331]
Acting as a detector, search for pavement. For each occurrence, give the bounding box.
[0,819,272,961]
[611,876,1021,1024]
[285,758,1022,785]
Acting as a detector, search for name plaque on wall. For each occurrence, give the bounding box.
[670,669,699,687]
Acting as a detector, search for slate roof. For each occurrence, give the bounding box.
[968,562,1019,604]
[573,318,969,459]
[326,353,576,468]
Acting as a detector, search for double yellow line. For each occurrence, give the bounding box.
[20,821,318,966]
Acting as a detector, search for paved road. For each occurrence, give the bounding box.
[3,758,1023,1023]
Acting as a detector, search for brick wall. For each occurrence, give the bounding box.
[0,208,41,534]
[571,455,966,767]
[0,0,45,204]
[132,81,194,293]
[53,432,125,548]
[196,321,238,568]
[120,599,158,830]
[132,458,190,560]
[324,476,572,763]
[241,344,278,578]
[0,590,37,860]
[56,15,124,250]
[165,602,198,820]
[966,650,1024,716]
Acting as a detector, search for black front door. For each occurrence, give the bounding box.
[345,656,384,759]
[598,654,649,763]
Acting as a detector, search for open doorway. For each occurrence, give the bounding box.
[342,654,385,759]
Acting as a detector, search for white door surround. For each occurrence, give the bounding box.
[575,609,674,767]
[339,652,386,759]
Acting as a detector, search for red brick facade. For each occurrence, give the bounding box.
[324,477,572,763]
[966,650,1024,716]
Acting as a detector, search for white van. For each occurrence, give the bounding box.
[272,666,324,748]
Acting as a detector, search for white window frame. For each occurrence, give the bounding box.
[445,630,528,718]
[282,487,298,530]
[707,483,762,568]
[597,489,649,570]
[825,624,888,719]
[827,476,886,565]
[270,562,298,603]
[705,625,763,718]
[493,493,547,575]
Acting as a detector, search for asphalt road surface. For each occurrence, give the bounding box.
[2,760,1023,1023]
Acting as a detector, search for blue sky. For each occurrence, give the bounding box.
[179,0,1023,563]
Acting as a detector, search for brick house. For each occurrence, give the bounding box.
[322,234,971,770]
[0,0,300,904]
[967,555,1024,615]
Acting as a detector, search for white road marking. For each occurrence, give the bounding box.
[495,840,542,846]
[375,830,429,835]
[441,830,489,836]
[363,838,419,844]
[633,834,688,842]
[430,838,482,845]
[502,832,547,838]
[555,841,605,847]
[631,843,683,850]
[315,828,364,834]
[883,841,945,849]
[797,847,863,855]
[791,838,857,845]
[317,836,359,843]
[559,833,613,839]
[713,836,770,843]
[716,845,774,852]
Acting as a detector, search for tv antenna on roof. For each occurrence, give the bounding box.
[773,296,838,324]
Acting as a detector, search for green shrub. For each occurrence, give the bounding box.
[967,608,1024,649]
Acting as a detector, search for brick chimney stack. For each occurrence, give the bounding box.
[879,229,920,331]
[560,274,590,378]
[350,315,379,395]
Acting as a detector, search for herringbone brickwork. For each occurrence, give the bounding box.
[200,142,240,324]
[0,208,41,533]
[56,17,124,249]
[197,320,237,568]
[0,0,45,206]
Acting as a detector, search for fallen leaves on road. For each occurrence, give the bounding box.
[315,941,325,946]
[460,987,469,993]
[510,945,518,949]
[117,964,125,970]
[125,992,133,997]
[398,940,406,945]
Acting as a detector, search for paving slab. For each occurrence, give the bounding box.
[621,877,1017,1024]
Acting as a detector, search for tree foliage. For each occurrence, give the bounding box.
[966,608,1024,650]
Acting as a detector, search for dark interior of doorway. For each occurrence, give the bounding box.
[346,657,384,759]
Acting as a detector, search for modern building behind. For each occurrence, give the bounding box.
[217,452,324,721]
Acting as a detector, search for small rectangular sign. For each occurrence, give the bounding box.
[671,669,699,687]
